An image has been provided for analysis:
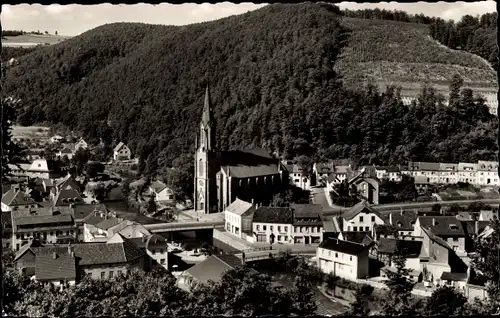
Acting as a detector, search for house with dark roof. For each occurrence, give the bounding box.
[74,138,88,152]
[113,142,132,161]
[35,252,77,289]
[149,180,174,205]
[406,162,442,184]
[194,85,288,214]
[52,186,84,207]
[383,210,418,237]
[53,174,81,193]
[341,201,385,234]
[313,162,335,186]
[177,254,244,291]
[1,187,40,212]
[56,147,74,160]
[376,238,423,274]
[2,211,13,250]
[251,206,294,244]
[349,169,380,205]
[316,238,370,280]
[284,162,311,191]
[338,231,374,247]
[477,160,499,186]
[461,220,490,253]
[83,216,123,242]
[11,213,77,252]
[14,239,146,282]
[128,233,169,271]
[224,198,256,240]
[414,216,467,253]
[291,204,324,244]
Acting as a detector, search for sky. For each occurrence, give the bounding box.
[1,1,497,36]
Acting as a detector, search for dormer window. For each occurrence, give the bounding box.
[449,224,458,231]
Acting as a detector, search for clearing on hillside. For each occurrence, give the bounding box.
[336,17,498,96]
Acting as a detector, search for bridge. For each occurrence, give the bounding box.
[225,246,317,263]
[144,220,225,233]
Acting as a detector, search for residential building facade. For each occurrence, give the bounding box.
[316,238,370,280]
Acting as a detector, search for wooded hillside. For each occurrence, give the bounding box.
[3,3,498,176]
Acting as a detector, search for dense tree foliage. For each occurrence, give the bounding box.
[429,13,498,71]
[423,285,468,316]
[1,100,27,181]
[2,4,497,179]
[1,46,40,62]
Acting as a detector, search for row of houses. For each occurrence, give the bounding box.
[220,197,495,301]
[310,160,499,189]
[51,137,133,162]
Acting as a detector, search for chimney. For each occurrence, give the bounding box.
[68,242,72,255]
[251,198,255,205]
[475,221,479,235]
[389,213,393,225]
[400,208,404,216]
[142,235,146,242]
[432,218,436,226]
[71,251,74,257]
[52,252,57,259]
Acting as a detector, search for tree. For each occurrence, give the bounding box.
[147,196,157,213]
[348,284,374,316]
[381,237,417,315]
[272,189,293,207]
[90,183,107,203]
[71,148,91,175]
[84,161,105,178]
[1,100,26,181]
[467,201,491,212]
[431,203,442,213]
[424,285,467,316]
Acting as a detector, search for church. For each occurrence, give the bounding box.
[194,85,289,214]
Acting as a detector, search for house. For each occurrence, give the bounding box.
[479,210,497,221]
[461,220,490,252]
[476,160,499,186]
[106,220,151,239]
[419,226,468,285]
[26,159,60,179]
[414,216,467,253]
[50,135,65,143]
[414,175,430,193]
[384,209,418,237]
[113,142,132,161]
[57,147,74,160]
[74,138,88,152]
[407,162,442,184]
[348,169,380,205]
[326,164,353,186]
[7,163,31,180]
[149,181,175,205]
[316,238,370,280]
[285,163,311,191]
[54,174,81,193]
[438,163,459,184]
[83,216,123,242]
[34,252,77,289]
[11,213,77,251]
[52,187,84,206]
[1,186,40,212]
[457,162,478,184]
[128,234,169,271]
[313,162,335,186]
[341,201,385,233]
[292,204,324,244]
[376,238,423,274]
[70,204,109,241]
[224,198,256,240]
[374,166,402,182]
[440,272,468,290]
[177,254,244,291]
[338,231,374,246]
[251,206,294,244]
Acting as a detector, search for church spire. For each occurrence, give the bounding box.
[202,83,212,127]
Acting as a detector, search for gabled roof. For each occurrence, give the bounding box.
[318,238,369,255]
[315,162,334,174]
[292,204,323,218]
[225,199,255,216]
[53,187,83,206]
[342,201,381,222]
[14,214,73,226]
[385,210,418,230]
[408,162,441,171]
[253,206,293,224]
[95,217,122,230]
[461,220,490,237]
[113,142,128,153]
[377,238,423,258]
[150,180,167,193]
[185,254,243,285]
[60,148,73,154]
[2,189,36,206]
[35,253,76,281]
[441,271,468,282]
[340,231,374,246]
[72,204,108,222]
[418,216,465,236]
[224,164,280,178]
[421,226,452,250]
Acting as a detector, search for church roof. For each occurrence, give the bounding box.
[201,84,213,127]
[218,148,280,178]
[223,164,279,178]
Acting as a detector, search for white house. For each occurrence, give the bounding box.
[477,160,499,186]
[113,142,132,161]
[27,159,55,179]
[149,181,175,205]
[57,148,74,160]
[316,238,370,280]
[313,162,334,186]
[74,138,88,152]
[407,162,442,184]
[251,206,295,244]
[224,199,255,240]
[291,204,325,244]
[374,166,402,182]
[341,200,385,233]
[50,135,65,143]
[438,163,458,184]
[286,163,311,191]
[457,162,478,184]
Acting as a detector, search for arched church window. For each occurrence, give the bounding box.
[200,128,205,146]
[199,159,204,175]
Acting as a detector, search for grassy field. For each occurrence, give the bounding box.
[11,125,50,143]
[336,17,498,94]
[2,34,71,47]
[439,186,499,201]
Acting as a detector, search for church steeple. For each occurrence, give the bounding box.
[202,84,213,127]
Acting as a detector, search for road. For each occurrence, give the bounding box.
[313,287,348,315]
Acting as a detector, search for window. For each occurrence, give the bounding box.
[161,259,166,265]
[328,251,331,256]
[152,249,156,255]
[371,216,375,222]
[118,270,123,276]
[347,226,351,231]
[270,226,273,231]
[350,256,352,261]
[284,226,288,232]
[101,272,106,279]
[365,227,369,232]
[256,225,260,231]
[284,236,288,241]
[160,249,164,254]
[359,216,364,223]
[263,225,267,231]
[452,237,459,242]
[278,226,281,232]
[109,271,114,279]
[353,227,358,232]
[335,253,338,258]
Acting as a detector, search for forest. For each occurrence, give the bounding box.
[2,3,498,178]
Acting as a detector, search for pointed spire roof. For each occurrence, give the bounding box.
[201,83,212,127]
